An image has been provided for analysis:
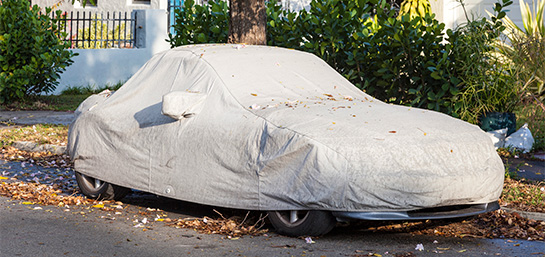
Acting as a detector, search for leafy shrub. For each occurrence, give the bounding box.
[499,0,545,102]
[167,0,229,46]
[447,0,521,124]
[398,0,432,20]
[349,12,457,114]
[0,0,76,103]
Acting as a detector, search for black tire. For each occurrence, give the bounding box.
[267,210,336,236]
[75,171,131,201]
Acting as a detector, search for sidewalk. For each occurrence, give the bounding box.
[0,110,74,127]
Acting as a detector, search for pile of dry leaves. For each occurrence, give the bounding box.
[360,210,545,241]
[168,210,268,237]
[413,210,545,241]
[0,124,68,147]
[502,177,545,213]
[1,146,72,168]
[0,181,89,207]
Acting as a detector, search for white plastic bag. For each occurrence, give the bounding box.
[486,128,508,149]
[504,123,534,153]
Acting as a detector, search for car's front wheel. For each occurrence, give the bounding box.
[267,210,336,236]
[75,171,131,200]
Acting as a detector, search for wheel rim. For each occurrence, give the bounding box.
[80,173,104,190]
[274,210,310,227]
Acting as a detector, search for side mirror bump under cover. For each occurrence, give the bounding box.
[161,91,207,120]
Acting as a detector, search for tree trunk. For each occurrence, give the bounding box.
[228,0,266,45]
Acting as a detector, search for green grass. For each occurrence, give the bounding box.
[0,95,88,111]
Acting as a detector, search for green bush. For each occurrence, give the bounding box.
[499,0,545,102]
[0,0,76,103]
[348,12,457,114]
[447,0,521,124]
[167,0,229,46]
[285,0,376,72]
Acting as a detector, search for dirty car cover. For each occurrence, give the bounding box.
[68,45,504,212]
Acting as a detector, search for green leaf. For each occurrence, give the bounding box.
[211,3,221,13]
[197,33,207,42]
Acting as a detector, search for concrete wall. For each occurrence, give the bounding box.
[54,9,171,94]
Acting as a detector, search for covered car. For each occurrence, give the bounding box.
[68,44,504,236]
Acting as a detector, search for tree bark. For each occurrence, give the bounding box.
[228,0,266,45]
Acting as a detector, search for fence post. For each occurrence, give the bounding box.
[133,9,170,51]
[133,10,146,48]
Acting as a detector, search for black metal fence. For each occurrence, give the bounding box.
[53,11,136,49]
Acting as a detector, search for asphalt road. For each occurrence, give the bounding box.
[1,194,544,257]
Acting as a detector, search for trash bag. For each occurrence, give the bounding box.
[486,128,508,149]
[504,123,534,153]
[479,112,517,136]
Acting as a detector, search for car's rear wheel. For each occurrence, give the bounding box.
[75,171,131,200]
[267,210,336,236]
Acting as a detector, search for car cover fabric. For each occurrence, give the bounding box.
[68,44,504,212]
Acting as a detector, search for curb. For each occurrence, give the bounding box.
[502,207,545,222]
[12,141,67,155]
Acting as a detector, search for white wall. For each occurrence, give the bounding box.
[32,0,164,13]
[433,0,524,30]
[54,9,170,94]
[281,0,312,11]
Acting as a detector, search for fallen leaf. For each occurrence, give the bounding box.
[271,245,296,248]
